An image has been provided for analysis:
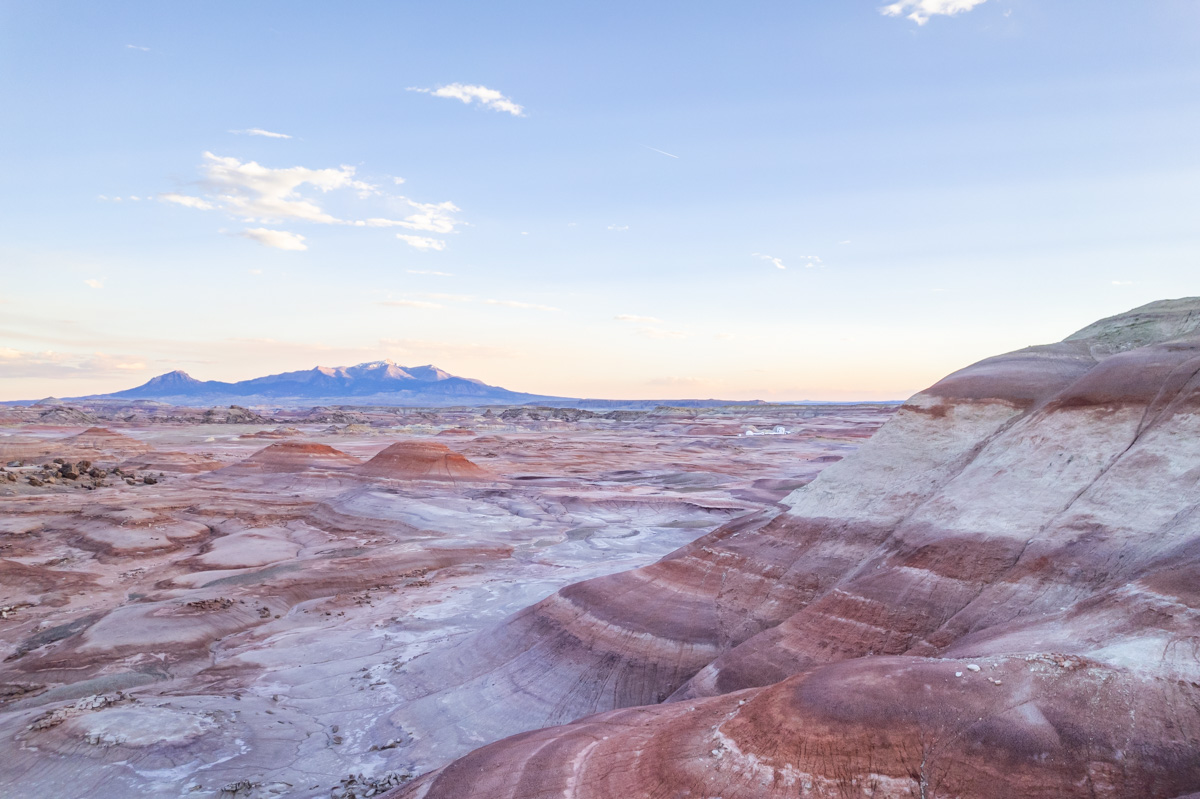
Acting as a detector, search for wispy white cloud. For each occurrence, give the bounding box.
[230,128,293,139]
[126,44,150,52]
[379,299,445,310]
[880,0,987,25]
[407,269,454,276]
[84,279,103,289]
[615,314,664,324]
[153,153,462,251]
[607,224,629,231]
[754,253,787,270]
[201,152,370,223]
[159,192,215,210]
[240,228,307,251]
[396,234,446,251]
[360,200,460,234]
[753,252,823,270]
[408,84,525,116]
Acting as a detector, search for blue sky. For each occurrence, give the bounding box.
[2,1,1198,401]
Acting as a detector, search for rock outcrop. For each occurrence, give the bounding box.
[390,298,1200,799]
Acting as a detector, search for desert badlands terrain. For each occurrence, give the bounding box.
[3,297,1200,799]
[0,396,888,797]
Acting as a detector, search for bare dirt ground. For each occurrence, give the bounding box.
[0,402,892,799]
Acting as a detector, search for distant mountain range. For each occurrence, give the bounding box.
[80,360,562,407]
[1,360,898,409]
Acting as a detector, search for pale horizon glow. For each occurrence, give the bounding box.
[1,2,1198,403]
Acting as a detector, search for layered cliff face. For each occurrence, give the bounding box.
[391,298,1200,799]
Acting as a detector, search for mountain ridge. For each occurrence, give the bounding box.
[76,359,555,407]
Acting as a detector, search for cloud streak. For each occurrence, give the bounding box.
[240,228,307,251]
[753,253,823,270]
[396,234,446,251]
[154,152,462,252]
[641,145,679,159]
[231,128,293,139]
[880,0,987,25]
[160,192,214,210]
[409,84,525,116]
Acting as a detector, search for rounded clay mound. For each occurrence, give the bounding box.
[67,427,152,455]
[355,440,487,481]
[235,441,362,473]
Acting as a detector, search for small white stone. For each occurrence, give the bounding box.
[955,672,963,678]
[966,664,981,672]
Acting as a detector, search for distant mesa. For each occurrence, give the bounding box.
[355,441,488,481]
[226,441,362,474]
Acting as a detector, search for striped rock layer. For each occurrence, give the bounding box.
[390,297,1200,799]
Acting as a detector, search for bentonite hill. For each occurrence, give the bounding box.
[380,297,1200,799]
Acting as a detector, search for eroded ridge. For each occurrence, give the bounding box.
[390,299,1200,799]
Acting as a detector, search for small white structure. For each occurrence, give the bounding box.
[742,425,789,437]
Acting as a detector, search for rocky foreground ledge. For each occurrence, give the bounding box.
[386,298,1200,799]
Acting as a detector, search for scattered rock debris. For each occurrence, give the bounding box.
[185,598,235,612]
[28,692,132,731]
[330,771,411,799]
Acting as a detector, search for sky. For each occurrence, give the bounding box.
[2,0,1199,402]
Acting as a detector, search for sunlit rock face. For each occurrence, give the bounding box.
[0,399,889,798]
[391,298,1200,799]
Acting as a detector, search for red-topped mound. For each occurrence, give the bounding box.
[232,441,361,473]
[355,441,487,481]
[67,427,151,456]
